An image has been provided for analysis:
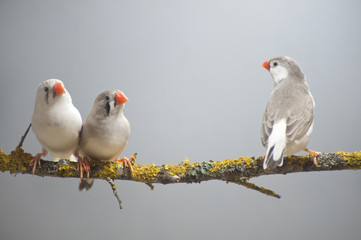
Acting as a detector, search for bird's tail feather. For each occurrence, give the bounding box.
[263,144,285,170]
[79,179,94,191]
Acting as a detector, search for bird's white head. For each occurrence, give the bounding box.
[34,79,70,109]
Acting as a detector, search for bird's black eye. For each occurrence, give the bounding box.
[105,96,110,101]
[273,62,278,67]
[44,87,49,92]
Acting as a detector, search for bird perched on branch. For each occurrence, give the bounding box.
[77,90,133,190]
[260,56,320,170]
[31,79,82,175]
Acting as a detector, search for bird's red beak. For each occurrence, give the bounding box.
[115,91,128,105]
[53,82,66,96]
[261,60,270,71]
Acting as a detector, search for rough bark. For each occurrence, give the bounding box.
[1,147,360,200]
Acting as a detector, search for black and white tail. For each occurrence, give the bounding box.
[263,119,287,170]
[263,145,285,169]
[79,179,94,191]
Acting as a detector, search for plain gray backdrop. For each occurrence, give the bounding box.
[1,0,360,239]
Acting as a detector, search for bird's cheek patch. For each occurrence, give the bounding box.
[271,66,288,84]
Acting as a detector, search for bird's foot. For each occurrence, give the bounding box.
[116,156,135,174]
[30,152,46,175]
[304,148,321,167]
[77,156,91,182]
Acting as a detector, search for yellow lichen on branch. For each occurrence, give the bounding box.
[1,149,361,180]
[1,148,361,199]
[209,156,255,172]
[3,125,360,204]
[0,148,32,173]
[337,151,361,169]
[132,163,161,182]
[164,157,199,176]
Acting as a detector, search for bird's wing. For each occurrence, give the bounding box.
[285,93,314,143]
[261,102,275,148]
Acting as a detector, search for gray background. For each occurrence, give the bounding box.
[1,0,361,239]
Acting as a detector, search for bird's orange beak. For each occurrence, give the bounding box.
[261,60,270,71]
[53,82,66,96]
[115,91,128,105]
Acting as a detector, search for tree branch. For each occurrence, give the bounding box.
[16,123,32,149]
[106,177,122,209]
[1,147,360,199]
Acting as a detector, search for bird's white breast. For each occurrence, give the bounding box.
[32,101,82,160]
[80,114,130,161]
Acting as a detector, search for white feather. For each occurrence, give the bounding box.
[270,65,289,85]
[267,118,287,160]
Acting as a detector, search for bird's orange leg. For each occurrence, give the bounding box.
[30,152,47,175]
[83,157,91,180]
[75,151,83,180]
[115,156,135,174]
[304,148,321,167]
[76,154,91,182]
